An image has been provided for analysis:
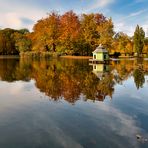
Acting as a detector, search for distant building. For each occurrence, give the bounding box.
[89,44,109,64]
[92,44,109,62]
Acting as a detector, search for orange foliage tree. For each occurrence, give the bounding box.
[32,12,60,52]
[59,11,80,55]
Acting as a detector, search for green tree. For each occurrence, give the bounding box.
[19,28,30,34]
[133,67,145,89]
[14,30,31,53]
[0,28,19,55]
[134,25,145,57]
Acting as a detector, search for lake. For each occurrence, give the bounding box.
[0,57,148,148]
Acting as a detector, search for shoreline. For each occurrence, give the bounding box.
[0,55,148,61]
[60,55,92,59]
[0,55,20,59]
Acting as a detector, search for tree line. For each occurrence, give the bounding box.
[0,28,31,55]
[0,11,147,57]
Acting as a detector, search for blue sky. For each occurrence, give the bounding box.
[0,0,148,36]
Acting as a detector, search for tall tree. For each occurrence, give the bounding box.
[45,12,60,52]
[32,19,47,51]
[97,18,114,50]
[0,28,19,55]
[32,12,60,52]
[134,25,145,57]
[59,10,80,55]
[80,13,106,55]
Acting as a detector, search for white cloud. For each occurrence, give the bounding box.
[0,12,45,31]
[96,0,115,7]
[7,80,35,95]
[142,24,148,37]
[0,0,147,37]
[0,0,115,30]
[114,9,148,36]
[117,9,148,22]
[0,13,22,29]
[129,9,147,17]
[114,22,135,36]
[77,100,143,147]
[0,0,47,30]
[114,21,148,37]
[86,0,115,12]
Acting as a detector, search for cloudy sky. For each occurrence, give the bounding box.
[0,0,148,36]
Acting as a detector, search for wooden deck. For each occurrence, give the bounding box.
[89,58,110,64]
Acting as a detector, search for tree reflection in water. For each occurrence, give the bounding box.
[133,59,145,89]
[0,58,148,103]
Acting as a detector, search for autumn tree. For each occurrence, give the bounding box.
[32,19,46,51]
[45,12,60,52]
[0,31,6,54]
[97,18,114,50]
[114,32,133,55]
[144,37,148,56]
[134,25,145,57]
[59,10,80,55]
[32,12,60,52]
[80,13,106,55]
[28,11,115,55]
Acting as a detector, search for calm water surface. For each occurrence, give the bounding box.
[0,58,148,148]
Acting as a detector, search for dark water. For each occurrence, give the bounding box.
[0,58,148,148]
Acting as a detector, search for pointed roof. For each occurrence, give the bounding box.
[92,71,104,79]
[93,44,108,53]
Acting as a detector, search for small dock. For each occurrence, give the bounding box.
[89,58,110,64]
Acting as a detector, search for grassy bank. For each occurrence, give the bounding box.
[0,55,20,59]
[60,55,92,59]
[20,52,92,59]
[20,52,60,59]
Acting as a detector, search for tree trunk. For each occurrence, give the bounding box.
[52,43,56,52]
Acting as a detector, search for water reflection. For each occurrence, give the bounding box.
[0,58,148,103]
[0,59,32,82]
[133,65,145,89]
[90,63,114,101]
[0,58,148,148]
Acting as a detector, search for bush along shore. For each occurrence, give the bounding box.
[20,52,61,59]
